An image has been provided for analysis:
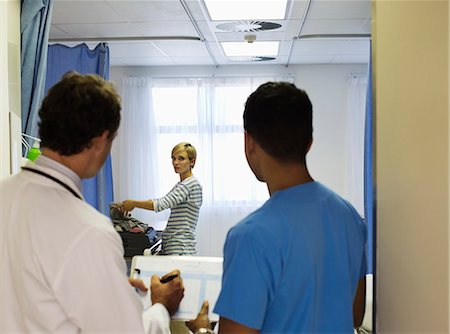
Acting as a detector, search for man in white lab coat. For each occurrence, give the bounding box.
[0,71,184,333]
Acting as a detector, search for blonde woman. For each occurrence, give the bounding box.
[119,143,203,255]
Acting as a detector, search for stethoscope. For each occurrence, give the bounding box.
[21,166,82,200]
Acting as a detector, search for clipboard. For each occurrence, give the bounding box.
[130,255,223,321]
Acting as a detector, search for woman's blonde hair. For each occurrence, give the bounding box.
[172,142,197,168]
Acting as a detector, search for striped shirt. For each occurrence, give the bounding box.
[153,176,202,255]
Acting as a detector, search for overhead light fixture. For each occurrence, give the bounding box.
[216,21,282,32]
[203,0,288,21]
[229,56,276,62]
[221,41,279,57]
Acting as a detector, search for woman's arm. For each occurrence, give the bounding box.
[120,199,154,213]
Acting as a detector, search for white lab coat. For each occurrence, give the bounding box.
[0,160,170,333]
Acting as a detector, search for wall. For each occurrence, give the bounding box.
[373,0,449,332]
[0,0,21,179]
[110,63,367,201]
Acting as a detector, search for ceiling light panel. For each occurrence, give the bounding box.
[203,0,288,21]
[215,21,282,32]
[221,41,279,57]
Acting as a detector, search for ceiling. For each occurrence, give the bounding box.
[49,0,371,67]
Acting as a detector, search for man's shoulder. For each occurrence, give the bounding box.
[68,201,118,235]
[228,204,274,237]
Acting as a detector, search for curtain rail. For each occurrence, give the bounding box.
[285,0,312,67]
[49,36,202,43]
[297,34,372,40]
[179,0,219,68]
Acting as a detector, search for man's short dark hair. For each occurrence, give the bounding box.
[38,71,121,156]
[243,81,313,163]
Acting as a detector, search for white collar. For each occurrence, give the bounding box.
[34,155,82,192]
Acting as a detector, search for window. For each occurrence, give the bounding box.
[116,76,292,255]
[150,80,277,204]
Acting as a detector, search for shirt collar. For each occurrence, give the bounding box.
[34,155,82,192]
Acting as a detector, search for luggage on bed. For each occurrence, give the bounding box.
[109,203,161,257]
[119,229,159,257]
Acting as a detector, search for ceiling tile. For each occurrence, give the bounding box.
[278,41,294,56]
[195,20,218,41]
[108,42,167,58]
[291,39,370,58]
[175,0,209,22]
[106,1,190,22]
[51,23,147,39]
[50,0,372,66]
[112,56,174,66]
[331,54,369,64]
[172,56,216,65]
[51,0,126,24]
[307,0,371,20]
[151,40,211,57]
[51,22,199,39]
[131,21,199,37]
[288,0,312,20]
[302,19,371,35]
[287,54,335,64]
[49,25,71,38]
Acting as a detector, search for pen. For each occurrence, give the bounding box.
[160,274,178,283]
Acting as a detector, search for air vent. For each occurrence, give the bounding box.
[216,21,281,32]
[229,56,276,62]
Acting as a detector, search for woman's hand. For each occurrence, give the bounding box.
[118,200,136,214]
[118,199,154,213]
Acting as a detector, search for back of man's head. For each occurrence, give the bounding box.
[243,81,313,164]
[38,71,121,156]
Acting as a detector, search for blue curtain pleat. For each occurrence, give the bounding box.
[21,0,54,138]
[45,43,114,216]
[364,43,373,274]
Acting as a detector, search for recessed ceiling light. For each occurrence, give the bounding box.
[236,22,262,31]
[229,56,276,62]
[216,21,282,32]
[203,0,288,21]
[221,41,279,57]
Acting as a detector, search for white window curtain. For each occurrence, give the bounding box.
[344,75,368,217]
[112,76,158,213]
[112,76,292,256]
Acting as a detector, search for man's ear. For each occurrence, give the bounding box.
[244,131,255,154]
[91,131,110,152]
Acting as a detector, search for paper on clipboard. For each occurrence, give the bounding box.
[130,255,223,321]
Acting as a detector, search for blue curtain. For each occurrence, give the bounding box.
[45,43,114,216]
[21,0,54,138]
[364,43,373,274]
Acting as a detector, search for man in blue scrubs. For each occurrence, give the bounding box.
[189,82,367,334]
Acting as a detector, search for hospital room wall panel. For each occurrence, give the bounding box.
[0,0,21,180]
[374,0,450,331]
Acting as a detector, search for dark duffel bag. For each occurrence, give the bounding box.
[119,228,158,257]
